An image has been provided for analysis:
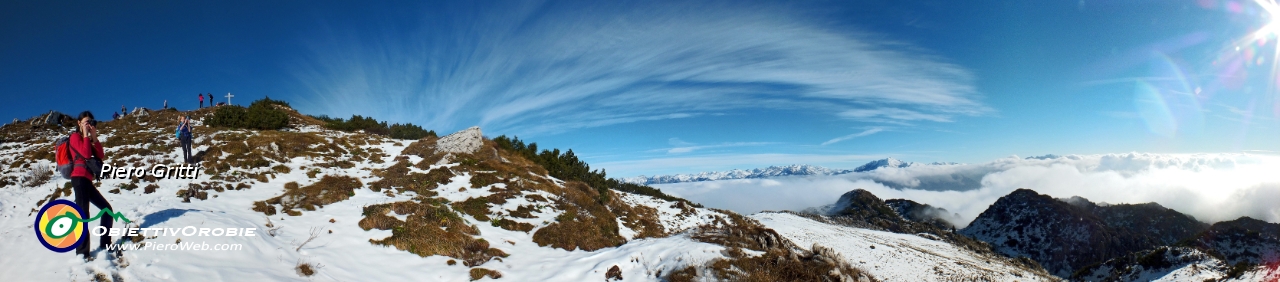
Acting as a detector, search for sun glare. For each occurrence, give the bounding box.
[1255,0,1280,38]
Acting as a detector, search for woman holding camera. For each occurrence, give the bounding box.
[70,111,112,260]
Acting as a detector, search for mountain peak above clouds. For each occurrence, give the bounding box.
[852,157,915,172]
[622,164,852,185]
[625,157,968,185]
[960,188,1217,277]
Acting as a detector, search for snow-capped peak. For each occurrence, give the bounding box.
[622,164,852,185]
[852,157,916,172]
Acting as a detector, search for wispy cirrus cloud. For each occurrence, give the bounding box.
[821,128,885,146]
[655,138,775,154]
[291,1,988,136]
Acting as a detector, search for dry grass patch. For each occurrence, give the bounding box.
[253,176,362,216]
[669,245,877,282]
[358,199,508,266]
[271,164,290,174]
[531,181,626,251]
[607,193,667,239]
[369,160,453,196]
[689,211,789,252]
[23,165,53,187]
[452,197,494,221]
[32,182,74,214]
[490,218,534,232]
[508,205,538,218]
[469,268,502,280]
[246,131,344,162]
[296,262,315,277]
[470,173,501,188]
[666,210,879,282]
[400,136,439,158]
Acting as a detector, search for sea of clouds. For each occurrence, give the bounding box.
[655,153,1280,227]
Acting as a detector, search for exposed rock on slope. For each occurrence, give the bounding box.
[1189,217,1280,266]
[960,189,1209,277]
[816,189,1027,264]
[884,198,960,230]
[436,126,483,154]
[1071,246,1229,282]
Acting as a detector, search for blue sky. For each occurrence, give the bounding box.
[3,0,1278,177]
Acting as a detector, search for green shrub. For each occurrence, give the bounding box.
[256,96,290,108]
[389,123,434,140]
[311,114,436,140]
[492,135,700,206]
[204,98,290,130]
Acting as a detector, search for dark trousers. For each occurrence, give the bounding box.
[73,177,113,258]
[181,136,193,163]
[200,101,203,108]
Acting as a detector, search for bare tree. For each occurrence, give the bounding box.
[295,227,321,252]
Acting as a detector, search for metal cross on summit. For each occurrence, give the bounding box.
[225,92,234,105]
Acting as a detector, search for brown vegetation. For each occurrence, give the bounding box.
[252,176,362,216]
[368,159,453,195]
[531,181,626,251]
[668,244,877,282]
[296,263,315,277]
[358,199,509,267]
[469,268,502,280]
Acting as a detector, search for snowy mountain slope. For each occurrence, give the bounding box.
[0,107,858,282]
[1072,246,1280,282]
[1072,246,1230,282]
[1188,217,1280,266]
[814,189,999,257]
[959,189,1210,277]
[752,212,1056,281]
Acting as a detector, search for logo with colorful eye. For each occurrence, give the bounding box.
[34,199,86,252]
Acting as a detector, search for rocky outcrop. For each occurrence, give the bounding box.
[960,189,1209,277]
[1189,217,1280,265]
[28,110,70,127]
[884,199,960,230]
[436,126,483,154]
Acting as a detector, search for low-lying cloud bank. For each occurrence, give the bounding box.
[654,153,1280,227]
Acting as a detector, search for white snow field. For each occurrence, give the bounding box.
[751,212,1055,282]
[0,124,731,281]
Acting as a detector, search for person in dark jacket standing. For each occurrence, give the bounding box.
[177,116,194,163]
[70,111,112,260]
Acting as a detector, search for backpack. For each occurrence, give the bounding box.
[54,131,103,179]
[54,134,75,179]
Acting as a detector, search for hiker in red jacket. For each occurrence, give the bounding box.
[70,111,112,260]
[199,93,204,108]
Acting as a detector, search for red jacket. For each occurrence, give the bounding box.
[69,132,105,180]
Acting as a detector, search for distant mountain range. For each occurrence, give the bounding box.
[623,157,959,185]
[798,188,1280,280]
